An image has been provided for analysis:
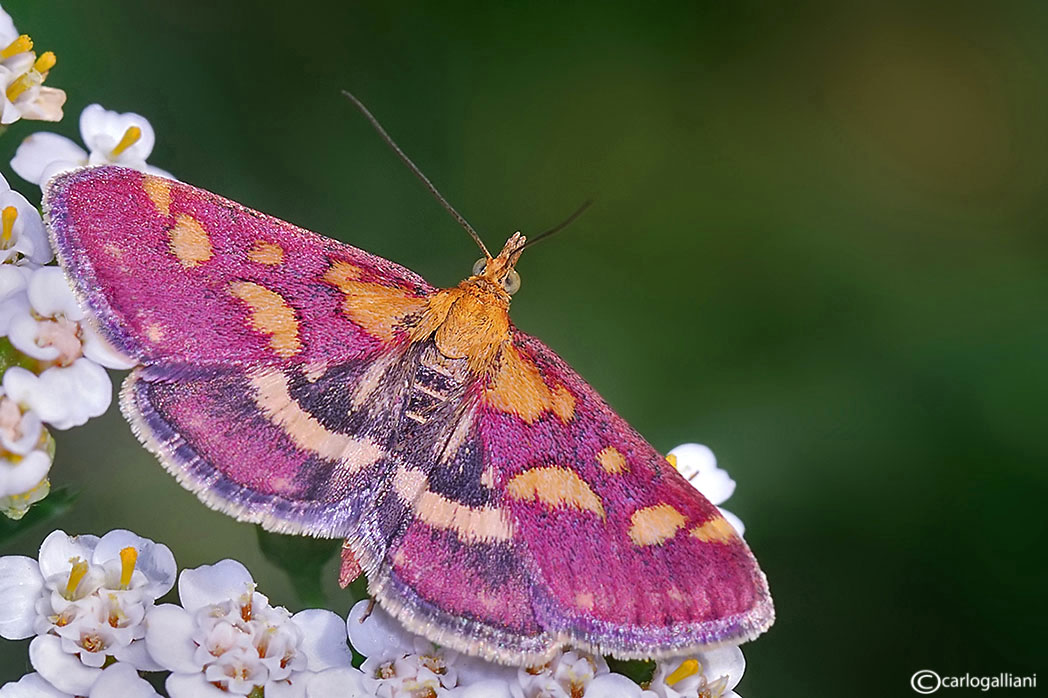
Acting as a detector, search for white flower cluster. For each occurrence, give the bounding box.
[341,597,745,698]
[0,446,751,698]
[146,559,352,697]
[0,0,171,521]
[0,530,172,696]
[0,529,349,697]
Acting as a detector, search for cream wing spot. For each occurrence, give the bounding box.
[323,259,426,341]
[144,323,165,343]
[484,346,549,424]
[168,214,213,268]
[392,464,514,543]
[301,362,328,382]
[550,384,576,422]
[247,240,284,265]
[229,281,302,358]
[505,466,605,517]
[596,445,628,474]
[249,369,383,469]
[322,260,364,291]
[351,353,396,408]
[142,176,171,217]
[484,348,577,424]
[666,586,687,603]
[689,516,739,544]
[628,503,687,546]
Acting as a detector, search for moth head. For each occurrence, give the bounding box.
[472,232,526,296]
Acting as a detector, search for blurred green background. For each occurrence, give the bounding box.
[2,0,1046,694]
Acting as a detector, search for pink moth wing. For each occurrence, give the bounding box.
[45,165,773,664]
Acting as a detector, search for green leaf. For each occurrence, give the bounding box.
[255,526,340,607]
[605,657,656,686]
[0,337,43,374]
[0,486,78,546]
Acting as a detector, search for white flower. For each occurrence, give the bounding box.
[583,674,658,698]
[305,667,373,698]
[0,264,32,336]
[2,360,113,430]
[0,7,19,48]
[446,681,516,698]
[362,653,454,698]
[668,443,745,536]
[6,266,86,364]
[0,174,50,265]
[0,393,51,501]
[346,599,417,662]
[0,12,64,125]
[0,529,176,695]
[0,672,69,698]
[348,598,467,697]
[647,647,746,698]
[145,559,352,698]
[0,664,162,698]
[453,654,518,689]
[4,266,134,370]
[86,663,162,698]
[11,104,172,188]
[0,267,131,437]
[516,650,609,698]
[0,476,49,520]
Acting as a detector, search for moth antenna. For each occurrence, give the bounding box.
[520,199,594,251]
[342,90,492,259]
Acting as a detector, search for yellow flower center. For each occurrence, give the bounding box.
[5,73,36,102]
[666,453,679,469]
[79,630,105,653]
[33,51,56,73]
[65,557,89,598]
[240,597,253,622]
[256,626,276,658]
[110,126,142,157]
[0,34,32,59]
[118,546,138,588]
[107,593,128,627]
[0,206,16,245]
[666,658,700,686]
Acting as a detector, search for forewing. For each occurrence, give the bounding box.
[45,166,433,365]
[46,166,433,539]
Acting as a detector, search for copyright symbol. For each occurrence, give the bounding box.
[911,670,941,694]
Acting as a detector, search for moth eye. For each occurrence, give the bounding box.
[472,258,487,276]
[502,269,521,295]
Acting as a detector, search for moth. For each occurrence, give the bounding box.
[44,122,773,663]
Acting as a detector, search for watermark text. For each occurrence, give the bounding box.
[911,670,1037,694]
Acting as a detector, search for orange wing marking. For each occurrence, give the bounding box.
[168,214,212,268]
